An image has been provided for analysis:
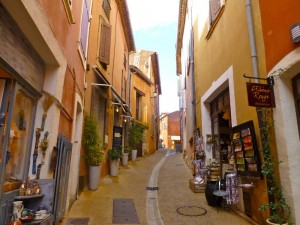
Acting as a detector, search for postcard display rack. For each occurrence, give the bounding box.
[232,120,261,177]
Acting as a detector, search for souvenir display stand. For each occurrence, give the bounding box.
[11,179,54,225]
[189,129,206,193]
[231,120,261,178]
[204,120,261,210]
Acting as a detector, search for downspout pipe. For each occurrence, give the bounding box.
[245,0,259,83]
[245,0,264,129]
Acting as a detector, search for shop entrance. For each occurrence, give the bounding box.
[210,89,231,173]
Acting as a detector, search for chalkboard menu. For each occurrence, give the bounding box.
[113,126,123,149]
[231,120,261,178]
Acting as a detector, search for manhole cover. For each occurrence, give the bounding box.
[176,164,184,166]
[66,218,89,225]
[176,206,207,216]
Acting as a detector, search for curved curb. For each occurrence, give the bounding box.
[146,150,173,225]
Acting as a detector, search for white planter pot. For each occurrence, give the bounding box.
[266,218,288,225]
[110,159,120,176]
[89,165,101,190]
[122,153,129,166]
[131,149,137,161]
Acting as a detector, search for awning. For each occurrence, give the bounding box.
[92,66,133,117]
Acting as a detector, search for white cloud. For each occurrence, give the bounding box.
[127,0,180,31]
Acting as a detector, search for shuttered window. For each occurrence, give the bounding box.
[63,0,74,23]
[99,21,111,65]
[79,0,89,61]
[102,0,111,20]
[209,0,221,23]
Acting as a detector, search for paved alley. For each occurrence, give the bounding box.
[60,149,257,225]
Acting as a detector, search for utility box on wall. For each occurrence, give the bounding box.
[291,22,300,43]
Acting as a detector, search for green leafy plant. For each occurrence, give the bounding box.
[259,109,292,225]
[128,123,144,151]
[108,147,122,160]
[122,145,131,154]
[83,112,105,166]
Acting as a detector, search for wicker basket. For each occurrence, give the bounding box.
[189,179,206,193]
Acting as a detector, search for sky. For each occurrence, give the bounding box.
[127,0,180,114]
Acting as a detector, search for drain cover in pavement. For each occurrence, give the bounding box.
[65,218,89,225]
[113,199,139,224]
[176,206,207,216]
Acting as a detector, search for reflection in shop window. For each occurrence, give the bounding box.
[3,87,34,192]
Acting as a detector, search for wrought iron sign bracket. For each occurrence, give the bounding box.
[243,74,274,86]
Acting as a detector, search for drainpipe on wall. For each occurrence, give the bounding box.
[245,0,259,82]
[245,0,263,128]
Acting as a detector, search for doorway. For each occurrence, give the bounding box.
[210,89,231,167]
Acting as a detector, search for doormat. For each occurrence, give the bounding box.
[113,199,139,224]
[65,218,90,225]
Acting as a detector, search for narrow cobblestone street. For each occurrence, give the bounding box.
[60,149,257,225]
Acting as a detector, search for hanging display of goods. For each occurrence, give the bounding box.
[206,165,220,182]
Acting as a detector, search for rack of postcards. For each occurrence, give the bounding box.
[232,120,261,177]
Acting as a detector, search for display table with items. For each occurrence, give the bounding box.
[8,179,54,225]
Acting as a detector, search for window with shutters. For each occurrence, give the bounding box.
[136,92,143,121]
[207,0,225,39]
[102,0,111,20]
[63,0,74,23]
[123,52,127,69]
[292,74,300,138]
[99,21,111,65]
[209,0,221,23]
[79,0,90,62]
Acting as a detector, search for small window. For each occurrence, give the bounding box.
[207,0,225,39]
[102,0,111,20]
[209,0,221,23]
[123,52,127,69]
[63,0,74,23]
[136,92,142,120]
[79,0,90,62]
[151,115,155,137]
[99,21,111,65]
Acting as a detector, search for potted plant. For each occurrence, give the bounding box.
[259,109,292,225]
[128,123,144,161]
[83,112,105,190]
[121,145,131,166]
[108,147,122,176]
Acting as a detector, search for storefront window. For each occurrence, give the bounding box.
[2,85,35,192]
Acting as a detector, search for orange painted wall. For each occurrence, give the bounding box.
[259,0,300,72]
[38,0,86,139]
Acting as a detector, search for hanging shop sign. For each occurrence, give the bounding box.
[246,82,276,108]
